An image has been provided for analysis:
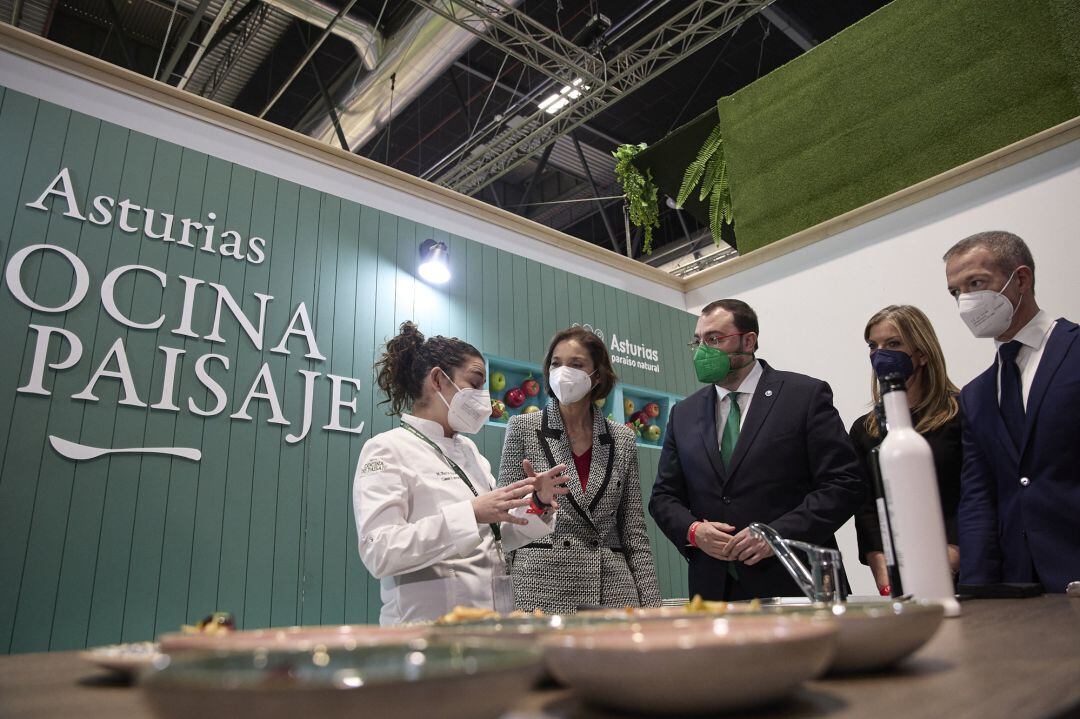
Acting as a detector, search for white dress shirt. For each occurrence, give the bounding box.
[352,414,555,625]
[995,310,1056,408]
[715,360,763,447]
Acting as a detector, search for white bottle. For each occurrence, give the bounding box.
[877,375,961,617]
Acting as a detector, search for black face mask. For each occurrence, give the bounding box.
[870,349,914,382]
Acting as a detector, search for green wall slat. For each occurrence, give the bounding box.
[116,137,185,646]
[179,156,241,630]
[267,180,304,629]
[48,122,141,650]
[8,109,100,653]
[321,197,361,625]
[78,130,157,648]
[343,202,379,624]
[0,95,68,653]
[237,171,283,631]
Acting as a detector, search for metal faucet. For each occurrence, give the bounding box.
[749,523,846,604]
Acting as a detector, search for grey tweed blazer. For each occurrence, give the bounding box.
[497,400,662,613]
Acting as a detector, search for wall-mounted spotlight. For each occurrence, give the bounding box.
[418,239,450,284]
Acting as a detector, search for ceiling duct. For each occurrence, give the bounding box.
[297,0,520,151]
[261,0,380,70]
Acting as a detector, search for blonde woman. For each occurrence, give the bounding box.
[850,305,962,594]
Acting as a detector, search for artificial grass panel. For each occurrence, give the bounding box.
[716,0,1080,254]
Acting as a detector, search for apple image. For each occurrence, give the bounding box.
[505,387,526,409]
[490,372,507,392]
[644,402,661,419]
[522,374,540,397]
[490,399,506,420]
[594,397,606,409]
[645,425,662,442]
[523,405,540,414]
[623,398,635,416]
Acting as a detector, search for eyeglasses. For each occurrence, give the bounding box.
[687,332,745,352]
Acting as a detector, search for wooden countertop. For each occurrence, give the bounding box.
[2,597,1078,719]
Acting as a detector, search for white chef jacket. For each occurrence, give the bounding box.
[352,414,556,625]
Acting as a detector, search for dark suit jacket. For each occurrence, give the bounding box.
[958,318,1080,592]
[648,360,864,600]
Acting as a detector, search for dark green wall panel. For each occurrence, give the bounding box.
[0,88,697,652]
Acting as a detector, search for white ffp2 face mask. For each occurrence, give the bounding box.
[956,267,1021,338]
[437,369,491,434]
[548,366,595,405]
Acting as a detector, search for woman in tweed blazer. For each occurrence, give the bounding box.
[498,326,661,613]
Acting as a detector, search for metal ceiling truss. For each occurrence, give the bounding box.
[416,0,775,196]
[408,0,605,90]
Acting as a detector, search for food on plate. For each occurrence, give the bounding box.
[437,606,501,624]
[181,612,236,635]
[491,399,507,420]
[643,402,661,418]
[490,371,507,392]
[644,425,662,442]
[522,374,540,397]
[623,398,635,415]
[685,595,730,614]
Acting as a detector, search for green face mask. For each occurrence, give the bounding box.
[693,344,749,384]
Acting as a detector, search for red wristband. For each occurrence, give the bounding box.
[688,521,701,547]
[527,497,548,515]
[879,585,891,597]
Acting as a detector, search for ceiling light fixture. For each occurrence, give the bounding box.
[537,78,589,115]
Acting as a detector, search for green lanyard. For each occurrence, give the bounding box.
[402,422,502,543]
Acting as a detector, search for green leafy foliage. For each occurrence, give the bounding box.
[675,120,733,246]
[612,143,660,254]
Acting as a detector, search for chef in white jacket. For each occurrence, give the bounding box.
[354,322,568,625]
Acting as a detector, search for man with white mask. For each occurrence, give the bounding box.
[353,321,569,625]
[498,326,661,613]
[944,231,1080,593]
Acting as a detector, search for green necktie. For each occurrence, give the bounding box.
[721,392,742,467]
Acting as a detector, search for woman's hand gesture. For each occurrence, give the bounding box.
[472,479,539,526]
[524,459,570,507]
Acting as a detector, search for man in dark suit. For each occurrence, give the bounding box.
[649,299,864,600]
[944,231,1080,593]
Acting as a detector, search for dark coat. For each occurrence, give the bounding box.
[958,319,1080,592]
[649,360,865,600]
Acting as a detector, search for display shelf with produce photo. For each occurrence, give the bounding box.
[610,385,680,448]
[485,356,547,426]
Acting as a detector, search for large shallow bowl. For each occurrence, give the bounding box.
[141,639,543,719]
[158,623,428,654]
[541,615,838,714]
[762,600,945,672]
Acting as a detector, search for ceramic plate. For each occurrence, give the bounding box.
[762,599,946,672]
[82,641,163,676]
[542,614,838,714]
[141,638,543,719]
[158,623,428,654]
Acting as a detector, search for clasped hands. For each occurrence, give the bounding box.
[692,521,775,565]
[472,460,570,525]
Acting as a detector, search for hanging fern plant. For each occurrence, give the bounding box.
[612,143,660,255]
[676,121,734,246]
